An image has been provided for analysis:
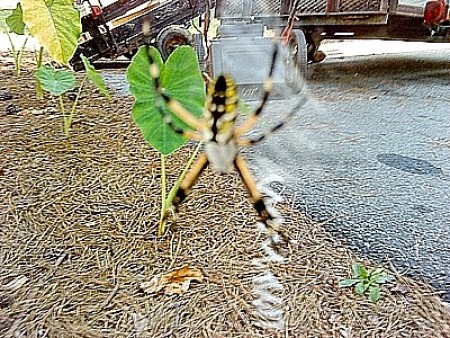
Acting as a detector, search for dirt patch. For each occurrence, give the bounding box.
[1,57,450,337]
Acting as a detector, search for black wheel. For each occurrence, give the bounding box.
[282,29,307,92]
[156,26,193,60]
[287,29,307,76]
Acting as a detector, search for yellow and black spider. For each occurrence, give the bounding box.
[147,43,300,244]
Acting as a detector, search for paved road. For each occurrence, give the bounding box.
[246,44,450,301]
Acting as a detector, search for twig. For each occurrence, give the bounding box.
[100,284,120,309]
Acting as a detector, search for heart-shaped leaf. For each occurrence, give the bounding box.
[21,0,81,64]
[6,3,25,35]
[36,66,76,96]
[127,46,205,155]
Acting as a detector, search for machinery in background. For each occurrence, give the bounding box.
[70,0,211,70]
[72,0,450,97]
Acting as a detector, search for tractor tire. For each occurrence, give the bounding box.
[283,29,307,92]
[287,29,307,77]
[156,26,193,60]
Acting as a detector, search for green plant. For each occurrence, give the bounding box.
[13,0,82,98]
[126,46,205,235]
[339,263,395,303]
[36,55,110,136]
[3,4,29,77]
[5,2,45,96]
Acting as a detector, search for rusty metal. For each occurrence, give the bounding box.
[72,0,210,68]
[293,0,386,14]
[215,0,281,18]
[101,0,150,22]
[216,0,388,18]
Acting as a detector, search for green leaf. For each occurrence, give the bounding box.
[21,0,81,64]
[360,265,369,279]
[371,268,384,276]
[354,282,368,295]
[80,54,111,99]
[161,46,205,112]
[352,263,363,277]
[6,3,25,35]
[127,45,205,155]
[339,279,360,288]
[36,66,76,96]
[0,10,12,28]
[369,285,381,303]
[374,274,395,284]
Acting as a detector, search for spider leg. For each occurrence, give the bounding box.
[146,46,206,136]
[237,95,307,147]
[233,154,288,245]
[158,111,203,141]
[163,153,209,221]
[234,44,279,137]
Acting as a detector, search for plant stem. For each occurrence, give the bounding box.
[36,46,44,99]
[158,153,167,236]
[6,31,19,77]
[157,142,203,236]
[59,95,69,136]
[67,76,87,133]
[165,142,203,209]
[17,36,29,77]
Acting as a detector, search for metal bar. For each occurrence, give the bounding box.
[280,0,292,15]
[243,0,253,16]
[102,0,154,22]
[327,0,339,12]
[261,12,388,26]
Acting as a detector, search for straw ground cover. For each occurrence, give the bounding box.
[1,54,450,337]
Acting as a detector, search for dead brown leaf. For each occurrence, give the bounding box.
[140,265,204,295]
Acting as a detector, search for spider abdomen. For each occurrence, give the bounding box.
[203,75,239,144]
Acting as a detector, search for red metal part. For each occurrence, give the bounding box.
[91,5,103,18]
[424,0,448,26]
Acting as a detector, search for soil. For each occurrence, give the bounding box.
[1,53,450,337]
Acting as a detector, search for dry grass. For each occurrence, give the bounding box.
[1,59,450,337]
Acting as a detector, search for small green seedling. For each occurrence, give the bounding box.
[36,55,110,136]
[339,263,395,303]
[127,46,205,236]
[4,3,28,78]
